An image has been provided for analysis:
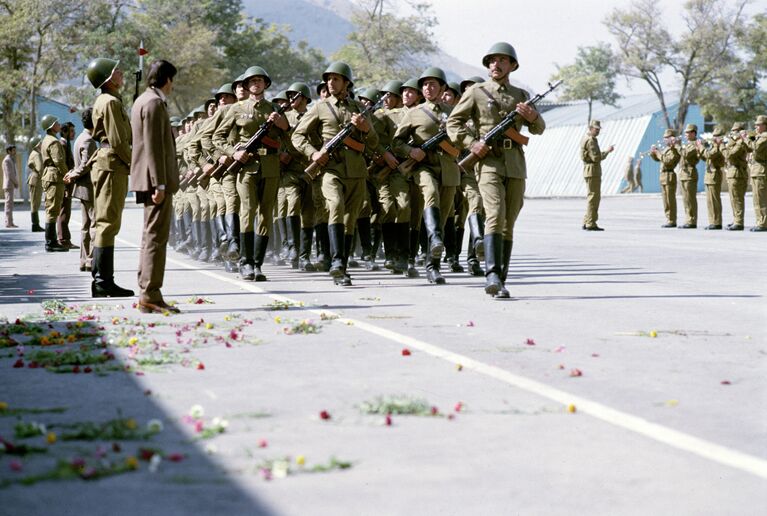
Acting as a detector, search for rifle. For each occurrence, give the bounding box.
[304,92,390,181]
[224,94,296,177]
[458,80,562,170]
[396,128,459,175]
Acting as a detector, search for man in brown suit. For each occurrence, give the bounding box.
[130,60,180,314]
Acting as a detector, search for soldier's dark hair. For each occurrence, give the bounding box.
[81,108,94,131]
[147,60,177,88]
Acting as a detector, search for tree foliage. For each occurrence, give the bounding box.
[550,43,621,124]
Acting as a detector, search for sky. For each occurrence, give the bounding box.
[426,0,765,98]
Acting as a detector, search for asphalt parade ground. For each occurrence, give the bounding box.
[1,194,765,515]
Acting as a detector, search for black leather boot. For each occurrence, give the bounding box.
[91,246,134,297]
[253,234,269,281]
[426,258,446,285]
[225,213,240,261]
[189,220,201,257]
[215,215,227,255]
[314,223,331,272]
[178,211,194,252]
[357,217,378,270]
[394,223,409,273]
[239,232,255,281]
[416,219,428,266]
[209,219,222,262]
[335,233,353,286]
[275,218,289,262]
[382,223,396,271]
[197,220,211,262]
[299,227,316,271]
[450,224,465,273]
[286,215,301,269]
[483,233,503,296]
[45,223,68,252]
[31,212,44,232]
[327,223,346,278]
[496,239,513,299]
[444,216,456,263]
[407,227,421,278]
[467,213,484,261]
[422,206,445,260]
[372,223,383,259]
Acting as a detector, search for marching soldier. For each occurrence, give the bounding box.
[26,135,44,232]
[292,61,379,287]
[702,127,726,229]
[749,115,767,232]
[87,57,134,297]
[39,115,69,252]
[213,65,288,282]
[447,42,546,298]
[679,124,701,228]
[580,119,614,231]
[399,78,425,276]
[724,122,749,230]
[650,129,680,228]
[392,67,460,285]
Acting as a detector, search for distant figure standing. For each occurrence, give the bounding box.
[633,158,643,192]
[620,156,635,193]
[3,145,19,228]
[580,119,614,231]
[57,122,77,248]
[678,124,701,228]
[26,136,44,232]
[748,115,767,232]
[702,126,726,229]
[130,59,181,314]
[723,122,748,231]
[65,109,98,271]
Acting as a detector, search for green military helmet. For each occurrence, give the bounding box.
[273,90,289,103]
[192,105,206,116]
[231,73,246,91]
[287,82,312,103]
[712,126,724,137]
[418,67,447,88]
[322,61,354,86]
[460,75,485,93]
[684,123,698,133]
[358,88,380,103]
[40,114,59,131]
[241,66,272,89]
[381,80,403,97]
[446,82,460,96]
[482,42,519,71]
[400,78,420,94]
[28,135,42,148]
[169,116,182,127]
[215,83,235,100]
[86,58,119,89]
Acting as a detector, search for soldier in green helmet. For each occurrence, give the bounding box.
[26,135,44,232]
[392,66,461,285]
[398,78,425,276]
[39,114,69,252]
[292,61,379,287]
[183,104,212,261]
[702,126,726,229]
[748,115,767,231]
[213,65,288,282]
[447,42,546,299]
[650,129,681,227]
[460,76,485,94]
[87,57,134,296]
[679,123,701,228]
[724,121,749,230]
[442,82,461,106]
[581,119,614,231]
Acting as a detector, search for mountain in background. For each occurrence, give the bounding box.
[241,0,487,84]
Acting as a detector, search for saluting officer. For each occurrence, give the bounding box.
[39,115,69,252]
[580,119,614,231]
[650,129,681,228]
[679,123,701,228]
[291,62,379,287]
[749,115,767,232]
[702,127,726,230]
[447,42,546,299]
[87,58,134,297]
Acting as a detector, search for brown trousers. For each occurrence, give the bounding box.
[137,194,173,304]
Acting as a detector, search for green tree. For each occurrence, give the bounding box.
[604,0,750,133]
[333,0,437,86]
[550,43,621,124]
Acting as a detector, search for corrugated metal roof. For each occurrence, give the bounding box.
[543,91,681,127]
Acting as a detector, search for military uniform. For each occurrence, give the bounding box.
[702,128,726,229]
[40,127,68,251]
[26,137,44,232]
[650,130,680,227]
[447,42,546,298]
[724,123,749,229]
[580,120,611,230]
[679,124,701,228]
[748,115,767,231]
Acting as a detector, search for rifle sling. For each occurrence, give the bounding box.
[477,86,528,147]
[325,100,365,153]
[418,105,460,157]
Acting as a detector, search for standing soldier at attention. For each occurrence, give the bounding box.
[678,124,701,228]
[650,129,680,228]
[26,135,44,232]
[213,66,288,282]
[39,115,69,252]
[292,62,379,287]
[392,67,460,285]
[702,127,726,230]
[87,57,134,297]
[447,42,546,299]
[748,115,767,232]
[580,119,614,231]
[723,122,749,231]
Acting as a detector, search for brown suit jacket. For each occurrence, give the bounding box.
[130,87,179,197]
[70,129,97,202]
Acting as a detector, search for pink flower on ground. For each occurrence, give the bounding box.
[385,415,392,426]
[9,460,22,472]
[454,402,464,412]
[401,348,411,356]
[721,380,731,385]
[166,453,184,462]
[194,420,204,433]
[569,368,583,377]
[430,406,439,416]
[525,338,536,346]
[319,410,331,420]
[258,439,268,448]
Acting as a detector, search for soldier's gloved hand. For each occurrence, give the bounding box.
[516,103,539,123]
[351,113,370,133]
[312,150,329,166]
[233,149,252,164]
[383,151,398,169]
[471,141,490,158]
[269,112,289,131]
[409,148,426,162]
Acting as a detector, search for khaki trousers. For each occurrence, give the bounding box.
[705,182,722,226]
[479,173,525,240]
[583,176,601,227]
[93,171,128,247]
[661,173,677,225]
[414,168,455,228]
[4,188,14,226]
[727,176,748,225]
[680,178,698,225]
[378,171,410,224]
[237,172,279,235]
[752,176,767,228]
[222,172,240,215]
[43,181,64,224]
[29,181,42,212]
[321,173,364,233]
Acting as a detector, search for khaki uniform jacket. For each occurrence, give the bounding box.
[392,100,460,186]
[291,95,379,179]
[26,149,42,187]
[130,87,179,195]
[724,138,749,179]
[91,91,131,175]
[40,134,68,184]
[749,133,767,178]
[580,134,609,179]
[679,142,701,181]
[446,80,546,179]
[213,97,285,178]
[184,118,210,169]
[650,145,680,185]
[703,142,726,185]
[70,129,97,202]
[200,105,234,165]
[283,110,310,175]
[2,154,18,190]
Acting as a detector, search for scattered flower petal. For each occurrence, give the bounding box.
[567,404,577,413]
[569,368,583,377]
[401,348,411,356]
[9,460,22,472]
[720,380,731,385]
[466,321,475,327]
[319,410,331,420]
[258,439,268,448]
[525,338,536,346]
[296,455,306,466]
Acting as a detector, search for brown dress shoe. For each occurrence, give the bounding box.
[138,299,180,314]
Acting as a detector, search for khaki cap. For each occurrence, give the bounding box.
[589,120,601,129]
[663,129,675,138]
[731,122,745,131]
[755,115,767,126]
[712,126,724,137]
[684,123,697,133]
